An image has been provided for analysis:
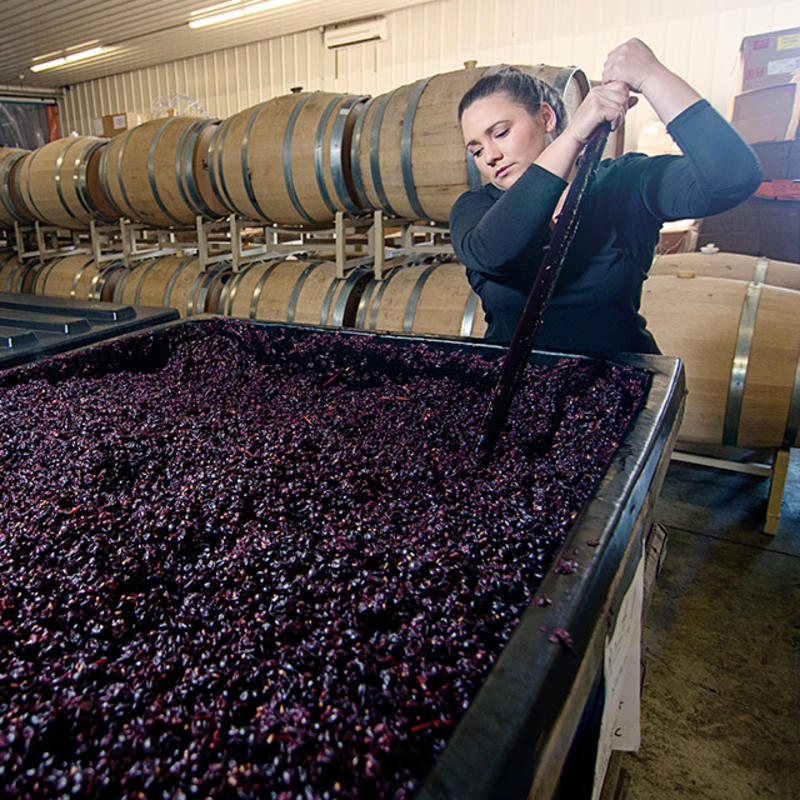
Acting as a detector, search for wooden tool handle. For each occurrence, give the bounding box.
[475,122,611,465]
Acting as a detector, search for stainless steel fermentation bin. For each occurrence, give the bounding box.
[0,315,685,799]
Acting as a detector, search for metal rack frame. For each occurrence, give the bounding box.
[8,211,457,281]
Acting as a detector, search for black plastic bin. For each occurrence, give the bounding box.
[0,315,685,798]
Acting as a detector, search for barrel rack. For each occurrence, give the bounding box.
[5,216,794,535]
[10,210,455,280]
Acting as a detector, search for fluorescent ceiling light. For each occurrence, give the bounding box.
[188,0,300,28]
[31,46,105,72]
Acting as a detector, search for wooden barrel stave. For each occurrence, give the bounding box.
[223,259,328,321]
[0,251,24,290]
[354,261,487,338]
[34,255,100,299]
[649,252,800,291]
[641,274,800,449]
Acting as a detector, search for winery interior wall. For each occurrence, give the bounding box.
[59,0,796,153]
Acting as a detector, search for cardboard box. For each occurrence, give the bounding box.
[98,111,148,138]
[739,27,800,93]
[730,81,800,144]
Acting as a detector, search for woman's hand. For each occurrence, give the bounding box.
[601,38,662,93]
[600,38,702,125]
[563,82,636,144]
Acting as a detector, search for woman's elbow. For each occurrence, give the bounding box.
[735,156,763,199]
[699,158,763,216]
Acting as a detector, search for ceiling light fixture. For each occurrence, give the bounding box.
[31,46,105,73]
[188,0,301,29]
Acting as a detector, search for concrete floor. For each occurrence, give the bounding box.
[610,449,800,800]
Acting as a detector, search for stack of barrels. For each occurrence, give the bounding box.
[0,63,589,232]
[1,62,799,455]
[0,62,588,337]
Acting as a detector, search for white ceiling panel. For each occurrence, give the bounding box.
[0,0,432,89]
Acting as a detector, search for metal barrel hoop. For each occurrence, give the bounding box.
[21,150,48,223]
[130,258,166,307]
[784,351,800,448]
[69,256,97,299]
[283,94,316,225]
[191,262,228,316]
[79,140,118,223]
[96,142,121,216]
[330,265,371,327]
[0,151,28,222]
[313,96,344,217]
[163,256,201,313]
[114,126,143,220]
[461,289,481,337]
[176,119,213,218]
[287,260,327,323]
[349,96,375,211]
[35,258,61,295]
[330,95,370,216]
[249,258,290,320]
[148,120,187,227]
[207,115,243,217]
[403,261,439,332]
[240,102,272,221]
[53,141,80,222]
[400,76,434,222]
[367,264,403,330]
[723,279,763,447]
[369,91,400,218]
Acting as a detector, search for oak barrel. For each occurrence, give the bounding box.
[218,258,369,327]
[99,117,226,228]
[354,260,487,338]
[113,257,231,317]
[0,147,33,227]
[15,137,118,229]
[649,252,800,292]
[0,252,40,294]
[0,251,25,291]
[351,64,589,223]
[208,92,369,227]
[641,274,800,448]
[33,255,126,301]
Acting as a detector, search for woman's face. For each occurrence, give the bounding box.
[461,92,555,190]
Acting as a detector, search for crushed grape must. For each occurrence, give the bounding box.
[0,319,650,798]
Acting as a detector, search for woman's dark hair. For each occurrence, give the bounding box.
[458,66,568,135]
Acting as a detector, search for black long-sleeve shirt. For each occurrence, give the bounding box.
[449,100,762,353]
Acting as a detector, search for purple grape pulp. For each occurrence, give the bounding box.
[0,318,650,799]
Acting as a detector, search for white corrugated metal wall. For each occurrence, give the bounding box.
[59,0,797,151]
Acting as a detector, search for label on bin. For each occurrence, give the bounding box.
[592,555,644,799]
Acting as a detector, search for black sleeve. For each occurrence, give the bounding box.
[638,100,762,221]
[449,163,567,279]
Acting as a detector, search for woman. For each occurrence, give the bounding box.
[449,38,762,352]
